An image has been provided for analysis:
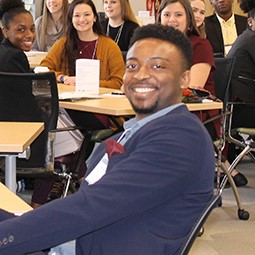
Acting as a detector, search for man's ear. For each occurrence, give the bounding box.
[180,70,190,89]
[247,17,252,27]
[2,27,8,38]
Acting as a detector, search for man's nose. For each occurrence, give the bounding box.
[133,67,150,80]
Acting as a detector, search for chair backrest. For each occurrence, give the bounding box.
[178,194,221,255]
[213,57,235,107]
[0,71,59,169]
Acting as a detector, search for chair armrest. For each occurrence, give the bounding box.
[50,125,86,133]
[91,129,114,142]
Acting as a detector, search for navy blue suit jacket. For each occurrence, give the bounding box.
[205,14,247,55]
[0,105,215,255]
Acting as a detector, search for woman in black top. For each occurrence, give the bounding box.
[101,0,139,51]
[0,0,35,72]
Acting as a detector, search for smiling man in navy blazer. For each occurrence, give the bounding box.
[205,0,247,56]
[0,23,215,255]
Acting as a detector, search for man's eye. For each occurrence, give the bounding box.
[153,64,164,69]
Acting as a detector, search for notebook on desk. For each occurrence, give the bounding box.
[58,91,102,101]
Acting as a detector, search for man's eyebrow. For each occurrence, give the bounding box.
[126,57,170,62]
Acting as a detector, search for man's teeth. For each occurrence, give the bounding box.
[134,88,155,92]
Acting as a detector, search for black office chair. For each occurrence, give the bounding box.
[209,58,250,220]
[0,71,58,176]
[219,75,255,220]
[0,71,115,199]
[0,71,84,197]
[178,194,221,255]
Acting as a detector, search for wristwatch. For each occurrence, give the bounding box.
[59,75,65,83]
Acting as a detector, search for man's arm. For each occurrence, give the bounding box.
[0,112,214,254]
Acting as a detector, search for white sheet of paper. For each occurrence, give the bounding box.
[76,59,100,94]
[138,11,150,17]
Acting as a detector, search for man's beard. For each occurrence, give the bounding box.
[130,100,158,115]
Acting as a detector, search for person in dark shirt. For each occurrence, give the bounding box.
[226,0,255,164]
[101,0,139,51]
[205,0,247,56]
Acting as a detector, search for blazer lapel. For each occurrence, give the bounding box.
[212,15,224,52]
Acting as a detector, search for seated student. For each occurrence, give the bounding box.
[190,0,248,186]
[0,0,35,72]
[158,0,220,139]
[226,0,255,166]
[190,0,206,38]
[0,0,40,120]
[0,23,215,255]
[101,0,139,51]
[40,0,125,128]
[205,0,247,56]
[32,0,69,51]
[40,0,125,89]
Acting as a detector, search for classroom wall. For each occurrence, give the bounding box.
[34,0,246,20]
[94,0,146,15]
[94,0,246,17]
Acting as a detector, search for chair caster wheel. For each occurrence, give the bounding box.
[238,209,249,220]
[197,227,204,237]
[217,196,222,207]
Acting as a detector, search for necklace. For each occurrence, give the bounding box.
[106,21,125,44]
[78,39,98,59]
[79,40,94,55]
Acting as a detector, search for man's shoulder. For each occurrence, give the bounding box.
[234,14,247,21]
[147,105,200,129]
[205,14,219,31]
[205,14,217,22]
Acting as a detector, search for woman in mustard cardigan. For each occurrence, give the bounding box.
[40,0,125,89]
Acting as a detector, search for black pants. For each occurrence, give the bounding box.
[228,103,255,162]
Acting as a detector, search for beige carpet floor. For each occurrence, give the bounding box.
[190,157,255,254]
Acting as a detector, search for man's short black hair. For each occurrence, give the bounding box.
[129,24,192,70]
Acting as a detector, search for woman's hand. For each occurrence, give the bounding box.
[58,75,76,86]
[63,76,76,86]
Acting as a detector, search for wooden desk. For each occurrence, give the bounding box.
[0,182,32,215]
[24,51,47,69]
[58,84,223,115]
[0,122,44,193]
